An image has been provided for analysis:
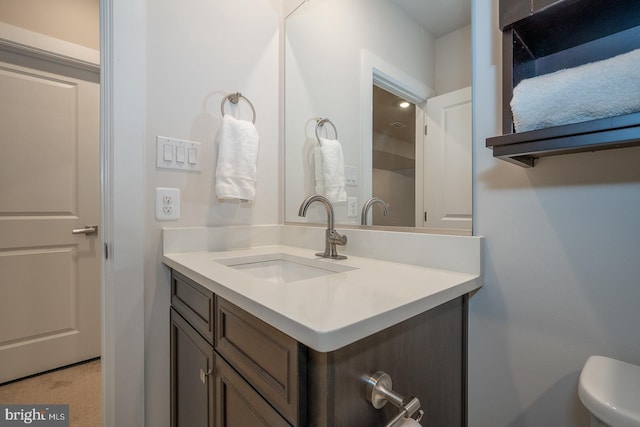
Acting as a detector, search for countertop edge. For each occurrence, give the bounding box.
[163,250,482,353]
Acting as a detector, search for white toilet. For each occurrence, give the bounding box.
[579,355,640,427]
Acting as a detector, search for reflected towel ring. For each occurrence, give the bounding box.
[221,92,256,124]
[315,118,338,143]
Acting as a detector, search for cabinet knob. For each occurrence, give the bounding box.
[199,368,212,384]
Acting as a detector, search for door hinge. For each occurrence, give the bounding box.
[424,125,428,135]
[424,211,427,222]
[104,243,109,260]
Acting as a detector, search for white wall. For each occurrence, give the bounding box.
[435,24,471,95]
[143,1,281,425]
[470,1,640,425]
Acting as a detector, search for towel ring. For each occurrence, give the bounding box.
[315,118,338,143]
[221,92,256,124]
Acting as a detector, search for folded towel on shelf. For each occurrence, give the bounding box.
[215,114,259,201]
[510,48,640,132]
[314,137,347,203]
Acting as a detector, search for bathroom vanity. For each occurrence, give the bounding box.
[163,226,482,427]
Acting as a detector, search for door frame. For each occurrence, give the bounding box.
[360,50,433,221]
[1,6,146,425]
[100,0,146,426]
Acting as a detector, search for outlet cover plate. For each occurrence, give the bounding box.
[347,197,358,217]
[156,187,181,220]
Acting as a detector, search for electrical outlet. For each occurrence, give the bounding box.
[156,187,180,220]
[347,197,358,217]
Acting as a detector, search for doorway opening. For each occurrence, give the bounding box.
[371,85,417,227]
[0,5,102,424]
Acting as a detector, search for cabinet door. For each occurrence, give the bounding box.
[171,309,215,427]
[216,297,303,425]
[215,354,291,427]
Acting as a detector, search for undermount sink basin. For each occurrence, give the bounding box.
[216,253,355,284]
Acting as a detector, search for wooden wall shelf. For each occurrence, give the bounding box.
[487,0,640,167]
[486,112,640,167]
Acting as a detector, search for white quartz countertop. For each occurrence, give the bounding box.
[163,244,482,352]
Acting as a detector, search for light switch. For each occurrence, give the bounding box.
[176,146,186,163]
[163,143,173,161]
[156,136,201,172]
[188,148,197,164]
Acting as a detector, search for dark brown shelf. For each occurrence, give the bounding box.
[489,0,640,167]
[486,112,640,167]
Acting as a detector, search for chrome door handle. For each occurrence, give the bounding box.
[72,225,98,236]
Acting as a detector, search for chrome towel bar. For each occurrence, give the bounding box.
[221,92,256,123]
[315,117,338,143]
[365,371,424,427]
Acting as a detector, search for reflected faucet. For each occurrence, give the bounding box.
[361,197,389,225]
[298,195,348,260]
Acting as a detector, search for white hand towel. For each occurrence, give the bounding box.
[215,115,259,201]
[302,137,317,196]
[511,48,640,132]
[313,144,325,195]
[314,137,347,203]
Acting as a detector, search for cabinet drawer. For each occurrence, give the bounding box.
[215,354,291,427]
[171,270,214,345]
[215,297,304,426]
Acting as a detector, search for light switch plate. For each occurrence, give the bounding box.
[345,165,358,186]
[156,187,181,220]
[156,136,202,172]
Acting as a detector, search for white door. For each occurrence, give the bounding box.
[422,87,472,232]
[0,59,101,383]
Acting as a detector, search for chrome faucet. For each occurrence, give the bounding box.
[361,197,389,225]
[298,195,348,260]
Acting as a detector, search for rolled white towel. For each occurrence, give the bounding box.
[215,115,259,201]
[511,48,640,132]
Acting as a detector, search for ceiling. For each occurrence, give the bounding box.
[372,85,416,144]
[390,0,471,38]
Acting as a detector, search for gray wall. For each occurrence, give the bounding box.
[469,0,640,425]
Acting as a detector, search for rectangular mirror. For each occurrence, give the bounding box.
[284,0,472,235]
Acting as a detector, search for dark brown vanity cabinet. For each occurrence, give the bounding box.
[171,270,294,427]
[487,0,640,166]
[170,269,467,427]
